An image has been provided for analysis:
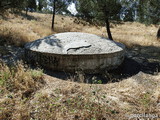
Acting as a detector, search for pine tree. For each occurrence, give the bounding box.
[138,0,160,24]
[76,0,122,40]
[157,28,160,40]
[50,0,73,30]
[120,0,139,21]
[25,0,37,16]
[0,0,26,14]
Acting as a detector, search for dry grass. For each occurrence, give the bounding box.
[0,61,45,120]
[0,12,159,47]
[27,74,160,120]
[0,12,160,120]
[1,64,159,120]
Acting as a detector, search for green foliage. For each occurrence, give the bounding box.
[0,0,26,13]
[138,0,160,25]
[140,93,152,108]
[76,0,122,22]
[26,0,37,12]
[76,0,159,25]
[48,0,72,14]
[76,0,95,20]
[30,69,43,79]
[120,0,138,21]
[38,0,47,12]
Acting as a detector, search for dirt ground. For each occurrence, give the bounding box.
[0,12,160,120]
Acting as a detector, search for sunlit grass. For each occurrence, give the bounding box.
[0,12,159,120]
[0,12,159,47]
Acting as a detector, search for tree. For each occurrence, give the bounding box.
[25,0,37,16]
[120,0,138,21]
[51,0,56,30]
[0,0,26,14]
[96,0,122,40]
[75,0,94,21]
[37,0,48,12]
[76,0,122,40]
[138,0,160,25]
[38,0,43,11]
[157,28,160,40]
[50,0,73,30]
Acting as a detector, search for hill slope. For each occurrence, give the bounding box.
[0,12,160,120]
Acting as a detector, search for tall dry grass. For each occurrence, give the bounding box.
[0,61,45,120]
[0,12,160,120]
[0,12,159,47]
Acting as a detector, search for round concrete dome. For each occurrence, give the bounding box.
[25,32,125,73]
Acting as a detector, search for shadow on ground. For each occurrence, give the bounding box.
[19,12,39,20]
[44,45,160,84]
[1,44,160,84]
[44,56,160,84]
[44,44,160,84]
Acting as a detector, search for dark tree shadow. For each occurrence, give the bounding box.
[20,37,160,84]
[20,12,39,21]
[43,56,159,84]
[0,11,39,21]
[42,44,160,84]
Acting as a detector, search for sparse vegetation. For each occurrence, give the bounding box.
[0,12,160,120]
[0,61,45,119]
[0,12,159,48]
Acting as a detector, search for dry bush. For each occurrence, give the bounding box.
[0,61,159,119]
[0,61,44,93]
[0,61,45,120]
[0,24,38,46]
[0,13,53,46]
[30,85,120,120]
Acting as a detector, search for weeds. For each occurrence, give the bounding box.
[0,62,44,92]
[0,61,45,120]
[0,61,159,119]
[0,12,159,48]
[30,86,115,120]
[0,12,159,120]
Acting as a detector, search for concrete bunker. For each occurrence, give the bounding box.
[25,32,125,73]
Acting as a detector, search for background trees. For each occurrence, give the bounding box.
[138,0,160,25]
[49,0,73,30]
[120,0,138,21]
[75,0,122,40]
[75,0,94,21]
[0,0,159,35]
[25,0,37,15]
[0,0,26,14]
[37,0,48,12]
[94,0,122,40]
[75,0,159,40]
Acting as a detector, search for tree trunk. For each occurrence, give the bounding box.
[157,28,160,39]
[52,0,56,30]
[26,7,28,16]
[38,0,42,11]
[105,18,113,40]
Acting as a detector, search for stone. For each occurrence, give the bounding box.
[25,32,125,73]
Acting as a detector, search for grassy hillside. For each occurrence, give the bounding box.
[0,12,160,120]
[0,12,159,47]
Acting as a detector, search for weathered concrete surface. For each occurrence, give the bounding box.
[25,32,125,73]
